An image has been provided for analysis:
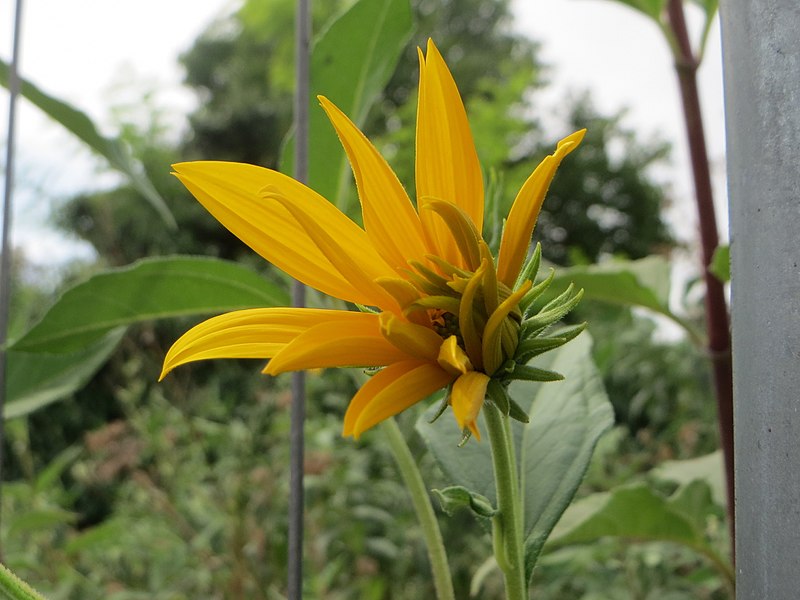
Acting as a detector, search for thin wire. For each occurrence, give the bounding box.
[0,0,25,559]
[288,0,310,597]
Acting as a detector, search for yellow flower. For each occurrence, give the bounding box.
[161,39,584,441]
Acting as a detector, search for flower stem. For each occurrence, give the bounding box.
[380,418,455,600]
[665,0,734,556]
[484,404,527,600]
[0,563,46,600]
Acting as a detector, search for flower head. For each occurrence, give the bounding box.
[161,40,585,441]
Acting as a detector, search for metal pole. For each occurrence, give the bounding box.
[720,0,800,596]
[0,0,25,558]
[288,0,310,597]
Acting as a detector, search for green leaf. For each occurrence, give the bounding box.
[690,0,720,56]
[12,256,289,353]
[281,0,413,210]
[548,256,669,313]
[709,244,730,283]
[433,486,497,519]
[547,478,732,584]
[667,479,719,531]
[34,446,83,494]
[4,329,124,420]
[64,518,130,555]
[416,333,614,582]
[0,59,175,228]
[417,404,501,508]
[548,483,701,547]
[652,450,725,507]
[8,508,77,537]
[516,334,614,579]
[606,0,667,21]
[543,257,700,339]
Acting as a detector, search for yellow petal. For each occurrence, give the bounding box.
[343,360,454,438]
[458,260,487,370]
[419,196,482,271]
[161,308,345,379]
[451,371,490,441]
[416,40,484,266]
[480,241,499,316]
[264,312,410,374]
[376,277,432,327]
[172,162,394,306]
[318,96,430,271]
[496,130,586,287]
[482,280,531,375]
[263,188,399,311]
[376,277,421,310]
[379,312,443,362]
[437,335,473,376]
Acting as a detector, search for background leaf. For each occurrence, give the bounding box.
[542,256,700,339]
[4,329,124,420]
[11,256,288,353]
[548,256,670,314]
[546,478,733,584]
[709,244,730,283]
[0,59,175,228]
[653,450,725,506]
[281,0,413,210]
[548,483,701,547]
[600,0,666,22]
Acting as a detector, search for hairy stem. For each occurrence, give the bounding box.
[380,418,455,600]
[485,404,527,600]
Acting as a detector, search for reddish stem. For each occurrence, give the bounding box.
[666,0,735,556]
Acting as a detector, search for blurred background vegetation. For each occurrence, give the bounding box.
[2,0,728,597]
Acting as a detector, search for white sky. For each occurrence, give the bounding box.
[0,0,727,270]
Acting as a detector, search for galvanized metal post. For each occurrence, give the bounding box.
[720,0,800,596]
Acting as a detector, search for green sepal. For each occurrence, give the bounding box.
[487,379,510,416]
[428,389,451,424]
[542,282,577,313]
[514,242,542,291]
[488,380,529,423]
[508,397,530,424]
[515,337,569,363]
[520,268,555,312]
[425,254,472,279]
[409,261,456,293]
[433,486,498,519]
[355,303,379,314]
[511,365,565,382]
[515,323,587,364]
[404,265,457,297]
[550,322,588,343]
[457,428,473,447]
[522,287,584,335]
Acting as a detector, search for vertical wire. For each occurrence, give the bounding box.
[288,0,310,597]
[0,0,25,558]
